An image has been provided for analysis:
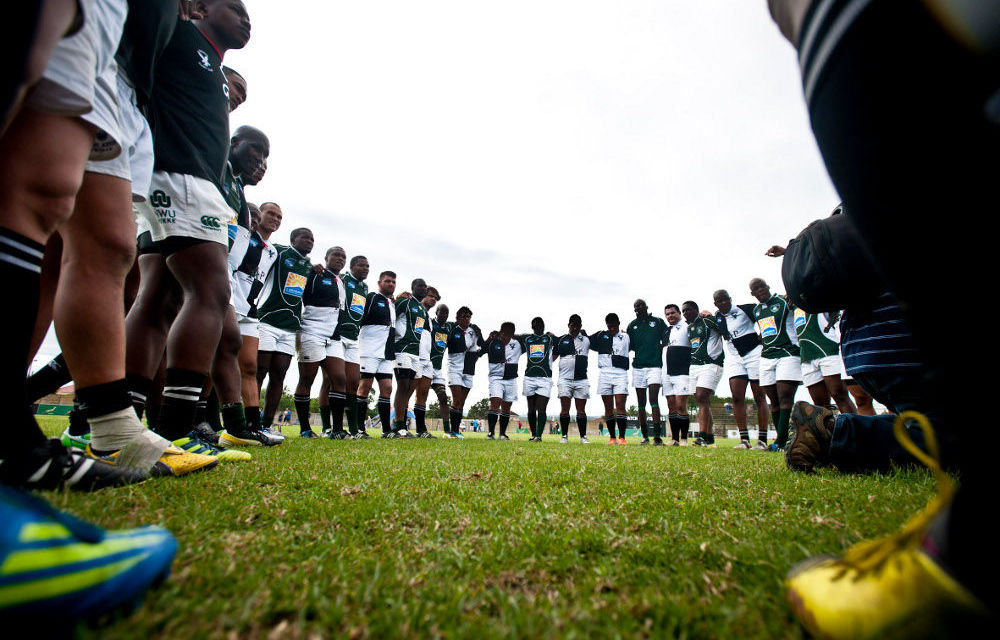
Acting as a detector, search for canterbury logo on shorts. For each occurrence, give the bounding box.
[200,216,221,229]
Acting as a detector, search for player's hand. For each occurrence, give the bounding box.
[699,310,711,318]
[178,0,203,20]
[312,263,324,274]
[472,324,483,337]
[765,245,786,257]
[397,291,412,299]
[488,330,499,340]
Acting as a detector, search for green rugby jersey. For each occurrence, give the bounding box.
[753,294,800,359]
[337,272,369,340]
[794,309,841,363]
[627,315,668,368]
[519,333,554,378]
[688,317,725,366]
[257,246,312,331]
[430,319,449,369]
[394,296,429,355]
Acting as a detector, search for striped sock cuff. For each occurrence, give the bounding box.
[0,228,44,274]
[330,392,346,401]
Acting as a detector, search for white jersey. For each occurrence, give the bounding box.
[359,293,397,360]
[299,270,346,339]
[557,333,590,381]
[228,227,278,318]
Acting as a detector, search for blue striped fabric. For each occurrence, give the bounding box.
[840,293,922,376]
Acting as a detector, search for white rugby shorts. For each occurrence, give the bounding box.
[489,378,518,403]
[26,0,127,160]
[689,364,723,393]
[801,354,844,387]
[84,71,153,201]
[759,355,803,386]
[449,368,474,389]
[522,376,552,398]
[299,332,344,363]
[235,310,259,339]
[724,344,762,381]
[144,172,231,245]
[361,357,394,376]
[258,323,296,356]
[632,367,661,389]
[597,371,628,396]
[558,379,590,399]
[662,374,691,397]
[395,352,420,372]
[341,337,360,365]
[431,365,446,385]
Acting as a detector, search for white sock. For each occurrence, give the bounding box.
[89,407,168,470]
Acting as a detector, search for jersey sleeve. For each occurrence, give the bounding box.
[360,293,377,324]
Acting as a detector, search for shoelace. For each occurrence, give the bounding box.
[831,410,953,580]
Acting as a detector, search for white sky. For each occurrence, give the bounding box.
[36,1,851,415]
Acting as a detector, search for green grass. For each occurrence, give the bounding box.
[36,416,935,639]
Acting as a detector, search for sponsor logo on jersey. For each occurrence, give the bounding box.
[284,258,296,267]
[197,49,213,71]
[758,316,777,338]
[690,337,701,351]
[350,293,364,314]
[414,317,425,334]
[149,190,172,208]
[528,344,546,361]
[771,305,779,312]
[322,278,333,286]
[283,272,307,297]
[346,281,355,288]
[649,321,655,327]
[200,215,221,229]
[435,332,448,348]
[794,308,807,329]
[377,301,386,308]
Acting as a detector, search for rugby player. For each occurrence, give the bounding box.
[709,290,769,449]
[662,304,691,446]
[411,286,441,438]
[521,317,555,442]
[553,314,590,443]
[445,306,484,435]
[627,299,667,444]
[750,277,800,451]
[357,271,400,437]
[588,313,630,445]
[393,279,430,437]
[429,305,453,436]
[483,322,521,440]
[292,247,347,439]
[794,309,856,414]
[255,227,314,434]
[684,301,724,447]
[338,255,370,438]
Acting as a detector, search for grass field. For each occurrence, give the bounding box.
[35,416,936,639]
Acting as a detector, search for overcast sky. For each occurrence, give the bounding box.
[37,1,847,415]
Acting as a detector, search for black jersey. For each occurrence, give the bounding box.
[115,0,177,109]
[148,19,230,187]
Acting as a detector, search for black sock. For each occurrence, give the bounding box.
[126,373,153,419]
[193,399,208,425]
[652,420,663,440]
[527,398,537,436]
[439,399,450,432]
[738,423,750,441]
[414,404,426,433]
[668,414,680,441]
[330,392,346,433]
[294,394,312,432]
[75,378,132,422]
[377,396,391,433]
[776,408,792,447]
[704,426,716,444]
[499,413,510,436]
[222,402,247,433]
[639,418,649,439]
[243,406,260,432]
[357,396,369,433]
[450,407,463,433]
[68,401,89,436]
[536,410,547,438]
[1,228,48,456]
[769,409,779,442]
[560,414,570,436]
[576,413,587,436]
[615,415,626,439]
[679,415,690,440]
[204,390,222,432]
[487,410,498,435]
[26,353,72,403]
[345,393,357,434]
[319,404,331,432]
[155,368,206,441]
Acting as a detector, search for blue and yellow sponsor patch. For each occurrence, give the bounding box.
[758,316,777,338]
[528,344,545,361]
[794,308,807,329]
[435,332,448,348]
[690,337,701,351]
[350,293,365,315]
[283,273,307,297]
[414,317,425,334]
